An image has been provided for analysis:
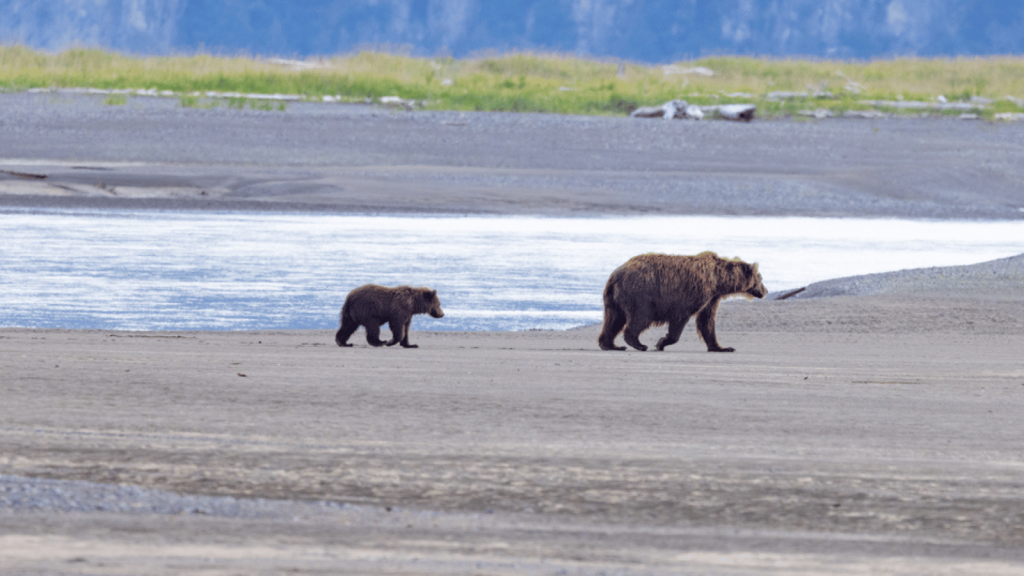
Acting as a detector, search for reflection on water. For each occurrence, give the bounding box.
[2,209,1022,331]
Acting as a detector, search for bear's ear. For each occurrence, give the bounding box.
[424,288,436,299]
[751,262,759,275]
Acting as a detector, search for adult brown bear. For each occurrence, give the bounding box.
[598,252,766,352]
[335,284,444,348]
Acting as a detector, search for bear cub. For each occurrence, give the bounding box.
[335,284,444,348]
[598,252,766,352]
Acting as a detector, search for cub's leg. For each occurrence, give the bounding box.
[335,319,358,347]
[365,323,386,347]
[399,318,418,348]
[696,297,734,352]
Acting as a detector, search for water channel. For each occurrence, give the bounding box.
[2,208,1022,332]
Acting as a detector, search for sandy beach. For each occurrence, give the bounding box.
[2,93,1024,574]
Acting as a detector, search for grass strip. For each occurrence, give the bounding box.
[3,46,1023,118]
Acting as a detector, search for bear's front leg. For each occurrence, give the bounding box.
[696,298,734,352]
[399,318,418,348]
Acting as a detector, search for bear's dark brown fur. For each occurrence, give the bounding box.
[335,284,444,348]
[598,252,766,352]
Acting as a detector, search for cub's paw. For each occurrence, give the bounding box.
[709,346,735,353]
[338,342,354,347]
[401,343,419,349]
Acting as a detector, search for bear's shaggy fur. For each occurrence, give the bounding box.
[598,252,767,352]
[335,284,444,348]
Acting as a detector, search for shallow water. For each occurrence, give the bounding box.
[2,209,1022,332]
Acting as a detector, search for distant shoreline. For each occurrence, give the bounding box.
[2,91,1024,220]
[4,47,1024,119]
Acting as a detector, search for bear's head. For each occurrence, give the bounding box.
[742,262,767,299]
[421,288,445,318]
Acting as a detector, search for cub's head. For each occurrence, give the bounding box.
[742,262,767,299]
[420,288,445,318]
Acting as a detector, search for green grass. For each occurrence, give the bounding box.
[3,45,1023,117]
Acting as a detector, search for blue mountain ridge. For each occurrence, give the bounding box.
[2,0,1023,61]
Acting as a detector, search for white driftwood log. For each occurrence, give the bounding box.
[685,104,704,120]
[379,95,421,110]
[630,100,704,120]
[703,104,757,122]
[629,105,667,118]
[631,101,755,122]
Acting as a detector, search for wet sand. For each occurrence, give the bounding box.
[2,92,1024,218]
[2,93,1024,574]
[3,289,1024,574]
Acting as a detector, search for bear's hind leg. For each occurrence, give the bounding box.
[622,312,651,352]
[365,323,386,347]
[385,317,410,347]
[655,318,688,351]
[335,319,358,347]
[696,298,734,352]
[598,304,627,351]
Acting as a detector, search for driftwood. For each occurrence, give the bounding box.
[627,105,664,118]
[702,104,757,122]
[379,96,422,110]
[630,100,764,121]
[1,170,47,180]
[630,99,704,120]
[773,287,807,301]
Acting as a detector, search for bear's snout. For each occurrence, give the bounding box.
[749,284,767,299]
[430,309,444,319]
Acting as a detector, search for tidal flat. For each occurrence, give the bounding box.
[2,92,1024,574]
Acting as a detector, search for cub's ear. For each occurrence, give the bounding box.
[751,262,760,275]
[424,288,437,299]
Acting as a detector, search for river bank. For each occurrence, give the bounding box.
[2,92,1024,219]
